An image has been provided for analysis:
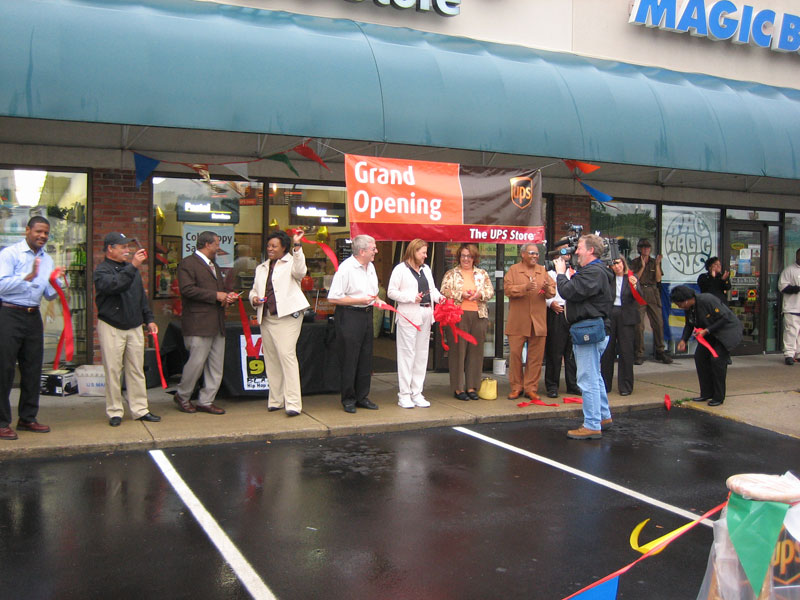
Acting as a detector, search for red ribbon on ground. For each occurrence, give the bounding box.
[693,328,719,357]
[49,269,74,370]
[628,270,647,306]
[561,500,728,600]
[517,397,559,407]
[433,299,477,351]
[373,299,421,331]
[664,393,672,411]
[238,297,260,357]
[149,331,168,389]
[563,397,583,404]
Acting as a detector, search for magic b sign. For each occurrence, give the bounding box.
[345,154,544,243]
[629,0,800,53]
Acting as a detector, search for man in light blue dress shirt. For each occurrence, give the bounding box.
[0,216,58,440]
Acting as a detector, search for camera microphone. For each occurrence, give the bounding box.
[546,246,575,259]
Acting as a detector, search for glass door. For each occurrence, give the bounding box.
[726,223,766,354]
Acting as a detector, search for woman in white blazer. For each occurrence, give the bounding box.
[387,239,443,408]
[249,230,309,416]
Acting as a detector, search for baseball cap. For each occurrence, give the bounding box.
[103,232,130,249]
[637,238,652,248]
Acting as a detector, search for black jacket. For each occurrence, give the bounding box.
[680,292,742,352]
[94,258,154,330]
[612,273,642,326]
[556,259,613,329]
[697,272,731,304]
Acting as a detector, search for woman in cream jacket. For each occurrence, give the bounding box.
[249,230,309,416]
[387,239,443,408]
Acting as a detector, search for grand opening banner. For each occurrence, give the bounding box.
[345,155,544,244]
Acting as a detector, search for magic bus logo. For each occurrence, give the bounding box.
[510,177,533,209]
[664,213,713,276]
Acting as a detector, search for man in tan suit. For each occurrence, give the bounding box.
[174,231,238,414]
[504,244,555,400]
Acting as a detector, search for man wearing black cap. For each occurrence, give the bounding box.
[94,232,161,426]
[671,285,742,406]
[630,238,672,364]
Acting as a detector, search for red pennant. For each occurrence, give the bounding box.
[49,269,74,370]
[628,270,647,305]
[292,142,331,171]
[664,393,672,411]
[563,159,601,174]
[237,297,260,357]
[693,328,719,357]
[149,332,168,388]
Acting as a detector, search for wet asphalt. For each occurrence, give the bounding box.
[1,408,798,600]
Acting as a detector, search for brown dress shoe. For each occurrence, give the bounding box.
[173,394,196,413]
[567,426,602,440]
[17,420,50,433]
[508,390,523,400]
[0,426,19,440]
[600,418,613,431]
[195,403,226,415]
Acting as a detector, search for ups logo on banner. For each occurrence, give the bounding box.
[510,177,533,209]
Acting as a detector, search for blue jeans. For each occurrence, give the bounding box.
[573,336,611,431]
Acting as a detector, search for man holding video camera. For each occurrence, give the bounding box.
[554,234,614,440]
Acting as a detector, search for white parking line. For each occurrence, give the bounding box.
[149,450,277,600]
[453,426,713,528]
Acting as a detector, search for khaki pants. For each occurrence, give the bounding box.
[176,334,225,406]
[97,320,150,419]
[635,285,665,358]
[260,313,303,412]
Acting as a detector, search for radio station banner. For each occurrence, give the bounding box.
[345,155,544,244]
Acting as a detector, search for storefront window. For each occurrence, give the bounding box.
[0,169,89,364]
[591,201,657,263]
[661,205,721,352]
[726,209,779,222]
[766,225,780,352]
[784,213,800,267]
[152,176,263,331]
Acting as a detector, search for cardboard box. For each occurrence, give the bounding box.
[40,369,78,396]
[75,365,105,397]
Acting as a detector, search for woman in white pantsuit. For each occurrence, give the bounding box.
[387,239,443,408]
[250,230,309,416]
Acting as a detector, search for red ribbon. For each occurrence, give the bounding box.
[292,229,339,271]
[48,269,74,370]
[664,393,672,411]
[149,331,168,389]
[563,397,583,404]
[433,299,477,351]
[561,500,727,600]
[517,397,559,407]
[373,299,421,331]
[628,270,647,306]
[238,297,260,357]
[693,328,719,358]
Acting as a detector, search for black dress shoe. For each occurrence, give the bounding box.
[708,398,724,406]
[286,410,300,417]
[546,391,558,398]
[343,404,357,414]
[467,390,479,400]
[355,399,379,410]
[136,412,161,422]
[109,417,122,427]
[454,391,469,401]
[566,388,583,396]
[634,358,644,365]
[620,391,631,396]
[691,397,711,402]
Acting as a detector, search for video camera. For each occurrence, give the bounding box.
[543,223,621,270]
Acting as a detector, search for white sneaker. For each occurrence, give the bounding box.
[397,398,415,409]
[412,396,430,408]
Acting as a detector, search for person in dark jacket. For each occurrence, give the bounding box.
[601,256,641,396]
[671,285,743,407]
[555,234,614,440]
[94,232,160,427]
[697,256,730,305]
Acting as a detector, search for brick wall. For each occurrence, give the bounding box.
[90,169,151,362]
[551,195,591,238]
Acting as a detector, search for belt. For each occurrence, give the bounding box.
[2,302,39,313]
[342,305,372,313]
[419,303,431,307]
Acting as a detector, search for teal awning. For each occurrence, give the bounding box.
[2,0,799,179]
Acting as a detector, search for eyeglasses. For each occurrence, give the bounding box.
[525,251,539,256]
[460,254,473,260]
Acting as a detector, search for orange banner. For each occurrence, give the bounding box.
[345,154,543,243]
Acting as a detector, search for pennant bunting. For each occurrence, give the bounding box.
[727,492,791,595]
[563,159,601,174]
[292,142,331,171]
[571,577,618,599]
[134,152,161,188]
[224,161,253,182]
[577,179,614,203]
[265,153,300,176]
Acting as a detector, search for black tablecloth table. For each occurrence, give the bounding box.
[160,320,340,398]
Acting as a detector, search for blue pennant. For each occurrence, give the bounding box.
[134,152,161,188]
[578,180,614,203]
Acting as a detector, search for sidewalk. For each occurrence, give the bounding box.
[1,355,798,459]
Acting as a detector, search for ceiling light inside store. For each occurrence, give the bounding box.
[14,170,48,207]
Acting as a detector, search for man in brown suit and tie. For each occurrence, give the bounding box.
[504,243,555,401]
[174,231,237,414]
